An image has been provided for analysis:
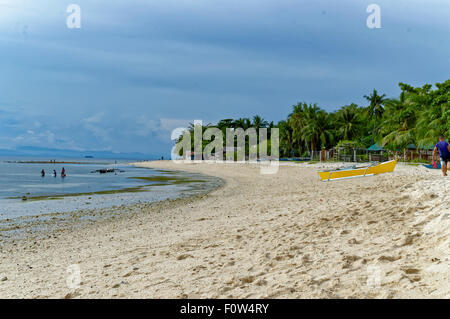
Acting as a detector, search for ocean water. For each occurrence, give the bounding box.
[0,158,154,200]
[0,158,220,221]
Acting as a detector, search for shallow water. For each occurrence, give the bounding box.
[0,158,220,221]
[0,158,152,199]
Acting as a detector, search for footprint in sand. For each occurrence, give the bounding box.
[348,238,362,245]
[177,254,194,260]
[403,268,420,274]
[399,233,421,246]
[378,255,401,262]
[342,255,361,269]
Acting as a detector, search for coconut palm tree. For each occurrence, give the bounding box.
[303,104,334,151]
[412,82,448,147]
[364,89,387,145]
[380,92,417,149]
[232,118,251,130]
[288,102,310,155]
[337,104,361,141]
[217,119,234,130]
[252,115,269,129]
[277,120,294,157]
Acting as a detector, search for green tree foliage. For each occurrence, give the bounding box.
[336,103,361,141]
[177,79,449,158]
[364,89,387,145]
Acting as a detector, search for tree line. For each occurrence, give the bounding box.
[178,79,449,158]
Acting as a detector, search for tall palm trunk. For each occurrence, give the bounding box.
[305,137,310,155]
[372,112,376,145]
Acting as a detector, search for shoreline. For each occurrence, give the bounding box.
[0,161,448,298]
[0,166,224,242]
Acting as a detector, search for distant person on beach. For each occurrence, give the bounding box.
[53,170,57,177]
[61,167,66,177]
[433,136,450,176]
[41,169,45,177]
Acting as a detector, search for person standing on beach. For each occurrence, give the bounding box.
[53,169,57,177]
[41,169,45,177]
[61,167,66,178]
[432,136,450,176]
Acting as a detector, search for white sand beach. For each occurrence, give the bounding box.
[0,161,448,298]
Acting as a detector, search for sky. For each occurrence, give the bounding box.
[0,0,449,157]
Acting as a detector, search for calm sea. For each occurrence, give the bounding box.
[0,158,154,200]
[0,157,218,221]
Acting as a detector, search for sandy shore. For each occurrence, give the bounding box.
[0,161,448,298]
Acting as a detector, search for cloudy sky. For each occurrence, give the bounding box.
[0,0,449,156]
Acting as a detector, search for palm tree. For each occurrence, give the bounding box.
[411,82,447,147]
[288,102,310,155]
[252,115,269,129]
[277,120,294,157]
[380,92,417,149]
[217,119,233,130]
[337,104,361,141]
[303,106,334,151]
[364,89,387,145]
[232,118,251,130]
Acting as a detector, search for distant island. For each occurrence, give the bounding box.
[0,146,155,160]
[6,160,107,165]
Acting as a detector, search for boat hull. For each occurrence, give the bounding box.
[318,159,397,181]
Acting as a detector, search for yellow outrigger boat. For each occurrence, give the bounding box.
[318,159,398,181]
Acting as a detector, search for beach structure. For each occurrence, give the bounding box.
[368,143,434,162]
[367,143,388,162]
[326,141,372,163]
[398,144,434,162]
[299,142,434,164]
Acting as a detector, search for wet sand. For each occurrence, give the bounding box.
[0,161,448,298]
